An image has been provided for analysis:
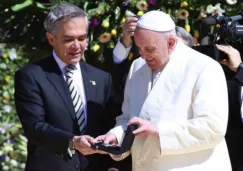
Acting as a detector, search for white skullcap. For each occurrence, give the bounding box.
[137,11,175,32]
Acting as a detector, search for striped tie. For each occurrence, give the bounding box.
[65,64,85,134]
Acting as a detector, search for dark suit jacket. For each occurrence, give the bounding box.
[14,55,120,171]
[112,43,140,103]
[225,67,243,171]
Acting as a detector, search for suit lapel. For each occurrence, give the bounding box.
[80,62,93,102]
[45,56,77,122]
[80,62,94,130]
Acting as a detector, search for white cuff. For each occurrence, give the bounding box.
[108,124,126,145]
[113,39,132,64]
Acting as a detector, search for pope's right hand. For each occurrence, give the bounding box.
[95,133,118,146]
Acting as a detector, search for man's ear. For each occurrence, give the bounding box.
[168,37,176,50]
[46,32,55,46]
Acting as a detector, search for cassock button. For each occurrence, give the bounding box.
[75,165,80,169]
[153,157,158,162]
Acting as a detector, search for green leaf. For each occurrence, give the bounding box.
[4,15,15,23]
[125,10,135,17]
[96,2,106,15]
[114,7,121,20]
[84,2,89,12]
[167,8,172,14]
[11,0,33,12]
[36,2,46,9]
[19,140,27,147]
[87,8,97,17]
[18,144,27,151]
[19,135,27,143]
[108,41,115,49]
[102,17,110,28]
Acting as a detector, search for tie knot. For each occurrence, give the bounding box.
[65,64,76,71]
[65,64,76,77]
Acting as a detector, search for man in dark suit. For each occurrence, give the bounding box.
[14,3,119,171]
[216,44,243,171]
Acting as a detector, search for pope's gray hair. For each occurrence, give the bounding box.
[44,3,89,35]
[160,29,177,40]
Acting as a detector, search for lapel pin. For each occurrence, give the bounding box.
[90,80,96,85]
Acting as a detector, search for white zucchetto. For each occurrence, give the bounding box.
[137,11,175,32]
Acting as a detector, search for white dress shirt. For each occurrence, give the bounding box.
[52,51,87,126]
[113,39,132,64]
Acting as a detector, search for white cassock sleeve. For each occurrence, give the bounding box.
[113,39,132,64]
[108,61,136,160]
[157,61,229,155]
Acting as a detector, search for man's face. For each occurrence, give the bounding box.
[46,17,87,64]
[134,28,173,71]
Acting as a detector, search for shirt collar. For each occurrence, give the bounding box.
[52,50,80,71]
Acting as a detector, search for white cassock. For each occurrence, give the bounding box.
[109,41,232,171]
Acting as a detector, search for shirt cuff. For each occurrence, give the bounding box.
[113,39,133,64]
[108,125,127,145]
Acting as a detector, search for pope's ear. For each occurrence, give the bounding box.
[46,32,55,47]
[168,37,176,50]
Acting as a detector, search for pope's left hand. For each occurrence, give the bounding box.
[128,117,159,136]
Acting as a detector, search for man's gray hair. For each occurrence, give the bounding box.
[44,3,89,35]
[175,26,193,47]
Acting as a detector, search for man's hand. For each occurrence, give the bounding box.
[128,117,159,136]
[121,17,138,48]
[94,133,118,146]
[73,135,107,155]
[216,44,242,72]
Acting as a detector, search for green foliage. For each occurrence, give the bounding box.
[0,44,29,170]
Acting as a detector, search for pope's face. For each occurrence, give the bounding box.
[134,28,174,71]
[46,17,88,64]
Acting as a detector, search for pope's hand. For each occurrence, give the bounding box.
[128,117,159,136]
[95,133,118,146]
